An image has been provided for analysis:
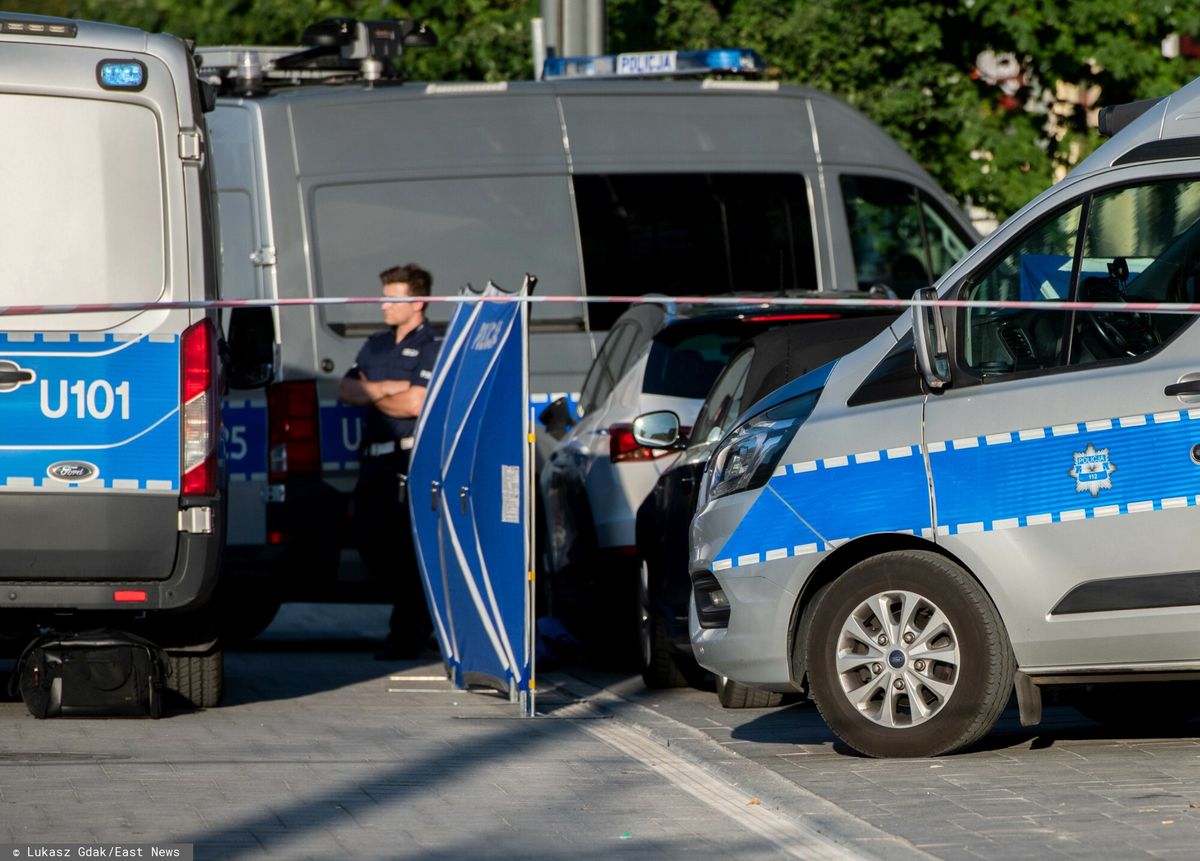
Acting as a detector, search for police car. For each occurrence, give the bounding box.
[691,77,1200,757]
[0,14,272,707]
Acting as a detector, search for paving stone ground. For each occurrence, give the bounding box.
[3,604,1199,860]
[0,605,863,860]
[576,668,1200,860]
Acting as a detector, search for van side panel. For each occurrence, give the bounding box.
[559,92,817,171]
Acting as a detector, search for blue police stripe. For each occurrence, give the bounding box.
[713,443,931,570]
[711,408,1200,571]
[0,333,179,491]
[932,410,1200,535]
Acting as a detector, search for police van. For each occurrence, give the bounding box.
[690,76,1200,756]
[196,18,978,632]
[0,14,272,705]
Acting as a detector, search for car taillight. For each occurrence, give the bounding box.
[266,380,321,482]
[609,423,675,464]
[181,319,217,496]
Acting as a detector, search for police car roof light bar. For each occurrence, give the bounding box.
[542,48,765,82]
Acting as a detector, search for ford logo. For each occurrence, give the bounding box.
[46,461,99,483]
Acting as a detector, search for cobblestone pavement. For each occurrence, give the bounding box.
[0,605,907,860]
[572,668,1200,861]
[3,603,1199,860]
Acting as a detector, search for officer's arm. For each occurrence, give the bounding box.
[339,374,411,407]
[372,385,427,419]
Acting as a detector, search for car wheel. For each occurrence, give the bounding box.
[639,560,689,689]
[1070,681,1200,731]
[715,674,785,709]
[168,649,224,709]
[806,550,1013,757]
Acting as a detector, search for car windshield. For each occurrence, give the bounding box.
[690,348,755,445]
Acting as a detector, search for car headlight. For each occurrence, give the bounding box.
[704,390,821,501]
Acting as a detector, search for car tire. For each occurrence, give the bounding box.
[638,560,689,688]
[806,550,1013,757]
[168,649,224,709]
[715,675,785,709]
[1070,681,1200,731]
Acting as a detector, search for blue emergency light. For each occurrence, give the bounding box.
[97,60,146,91]
[542,48,764,81]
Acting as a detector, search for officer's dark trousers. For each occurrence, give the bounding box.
[353,447,433,654]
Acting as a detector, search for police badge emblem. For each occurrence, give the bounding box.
[1069,444,1115,496]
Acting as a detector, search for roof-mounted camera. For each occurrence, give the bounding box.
[196,16,437,95]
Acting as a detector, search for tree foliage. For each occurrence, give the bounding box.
[21,0,1200,219]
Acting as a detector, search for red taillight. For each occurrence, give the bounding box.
[181,319,217,496]
[609,423,675,464]
[743,313,842,322]
[266,380,321,482]
[114,590,147,603]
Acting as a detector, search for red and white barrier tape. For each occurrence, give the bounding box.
[2,294,1200,316]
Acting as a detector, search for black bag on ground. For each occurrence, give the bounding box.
[9,630,170,719]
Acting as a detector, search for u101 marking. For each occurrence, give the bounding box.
[40,379,131,420]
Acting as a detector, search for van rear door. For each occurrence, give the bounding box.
[0,39,190,582]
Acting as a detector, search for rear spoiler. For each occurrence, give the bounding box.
[1097,97,1163,138]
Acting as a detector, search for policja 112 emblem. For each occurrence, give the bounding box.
[1069,444,1115,496]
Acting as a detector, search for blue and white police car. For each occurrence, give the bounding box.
[691,77,1200,756]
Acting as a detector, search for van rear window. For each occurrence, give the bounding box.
[0,95,166,310]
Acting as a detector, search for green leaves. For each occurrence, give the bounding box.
[41,0,1200,221]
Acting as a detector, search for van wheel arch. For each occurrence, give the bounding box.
[788,534,985,689]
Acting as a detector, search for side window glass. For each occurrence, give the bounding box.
[919,193,973,280]
[691,349,754,445]
[574,173,817,331]
[960,204,1082,376]
[579,323,635,414]
[1071,181,1200,365]
[841,176,976,298]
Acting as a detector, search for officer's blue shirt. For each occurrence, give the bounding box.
[345,321,440,444]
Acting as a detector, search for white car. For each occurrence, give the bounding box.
[540,302,832,650]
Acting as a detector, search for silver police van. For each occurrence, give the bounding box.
[691,75,1200,757]
[196,20,977,632]
[0,14,272,706]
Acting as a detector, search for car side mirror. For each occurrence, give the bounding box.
[631,410,683,449]
[912,287,951,390]
[538,396,574,441]
[226,306,277,390]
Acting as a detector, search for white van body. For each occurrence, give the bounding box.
[200,44,978,617]
[0,14,240,706]
[691,76,1200,756]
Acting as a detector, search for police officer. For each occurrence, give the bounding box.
[338,264,440,660]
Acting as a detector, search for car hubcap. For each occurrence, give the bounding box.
[834,589,959,728]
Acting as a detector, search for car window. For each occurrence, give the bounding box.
[0,95,165,306]
[574,173,817,330]
[643,331,743,399]
[960,204,1082,376]
[959,178,1200,379]
[579,322,637,414]
[1069,181,1200,366]
[691,348,755,445]
[841,175,972,298]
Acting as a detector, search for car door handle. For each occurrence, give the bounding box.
[431,480,441,512]
[1164,380,1200,396]
[0,370,32,384]
[460,485,469,515]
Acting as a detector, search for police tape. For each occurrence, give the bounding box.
[3,293,1200,316]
